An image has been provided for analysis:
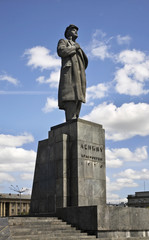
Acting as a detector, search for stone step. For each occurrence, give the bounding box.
[9,222,70,227]
[9,217,58,220]
[10,225,77,231]
[10,227,82,233]
[8,217,62,223]
[9,219,77,229]
[9,217,59,220]
[11,236,96,240]
[10,229,88,236]
[9,218,70,227]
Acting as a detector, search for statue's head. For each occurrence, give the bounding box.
[64,24,79,40]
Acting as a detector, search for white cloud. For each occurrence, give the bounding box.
[93,29,107,39]
[107,176,138,192]
[20,173,34,180]
[114,67,149,95]
[107,192,119,202]
[106,176,136,203]
[86,83,109,102]
[106,149,123,168]
[36,69,60,88]
[89,30,112,60]
[106,146,148,168]
[0,133,34,147]
[106,192,127,204]
[115,49,149,96]
[0,147,36,164]
[24,46,60,70]
[0,162,35,173]
[117,49,145,64]
[116,35,131,45]
[0,173,15,183]
[0,133,36,178]
[106,158,123,168]
[0,147,36,172]
[83,102,149,141]
[91,43,110,60]
[0,74,18,85]
[42,97,57,113]
[114,168,149,180]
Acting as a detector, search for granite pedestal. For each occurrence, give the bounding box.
[30,119,106,214]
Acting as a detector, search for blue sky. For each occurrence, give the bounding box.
[0,0,149,203]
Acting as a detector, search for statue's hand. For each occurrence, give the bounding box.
[75,43,80,50]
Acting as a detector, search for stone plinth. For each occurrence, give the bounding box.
[30,119,106,214]
[56,205,149,238]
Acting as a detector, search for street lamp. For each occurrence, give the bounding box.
[10,185,28,215]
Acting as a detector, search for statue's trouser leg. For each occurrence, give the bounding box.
[76,101,82,118]
[64,101,82,121]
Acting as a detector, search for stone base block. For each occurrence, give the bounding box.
[30,119,106,215]
[56,204,149,238]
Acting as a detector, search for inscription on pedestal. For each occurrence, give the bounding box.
[80,143,104,162]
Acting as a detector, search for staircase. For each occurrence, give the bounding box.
[1,217,149,240]
[8,216,97,240]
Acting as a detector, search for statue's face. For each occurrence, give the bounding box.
[68,28,78,39]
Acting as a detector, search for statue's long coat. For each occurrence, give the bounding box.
[57,39,88,110]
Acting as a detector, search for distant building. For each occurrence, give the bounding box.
[0,193,31,217]
[127,191,149,208]
[107,202,127,207]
